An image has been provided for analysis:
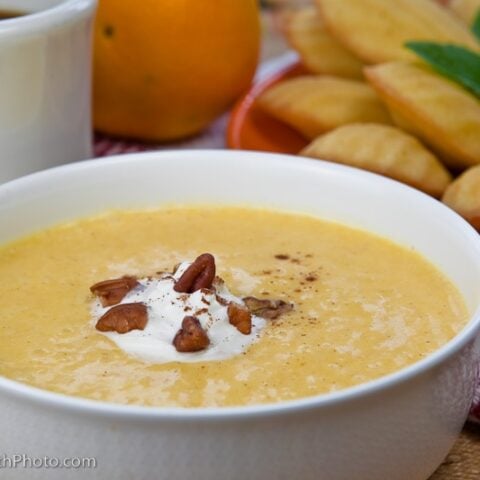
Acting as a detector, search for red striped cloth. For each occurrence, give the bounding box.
[93,113,228,157]
[94,134,148,157]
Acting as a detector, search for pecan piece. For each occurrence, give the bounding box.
[215,294,229,306]
[174,253,216,293]
[227,303,252,335]
[95,303,148,334]
[173,316,210,352]
[90,276,139,307]
[243,297,293,320]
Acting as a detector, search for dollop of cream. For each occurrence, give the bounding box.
[92,262,266,363]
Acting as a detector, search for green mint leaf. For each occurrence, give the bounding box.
[405,41,480,98]
[473,10,480,41]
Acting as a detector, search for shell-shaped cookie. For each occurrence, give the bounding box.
[285,7,363,79]
[315,0,479,64]
[301,123,452,198]
[256,75,391,139]
[365,61,480,169]
[442,165,480,229]
[448,0,480,25]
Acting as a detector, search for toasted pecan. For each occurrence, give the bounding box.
[215,294,229,306]
[227,303,252,335]
[95,303,148,334]
[243,297,293,320]
[173,316,210,352]
[174,253,216,293]
[90,276,139,307]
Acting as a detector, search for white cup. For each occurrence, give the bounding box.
[0,0,97,184]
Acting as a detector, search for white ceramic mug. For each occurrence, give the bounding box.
[0,0,96,184]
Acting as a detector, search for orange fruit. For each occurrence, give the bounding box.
[93,0,260,142]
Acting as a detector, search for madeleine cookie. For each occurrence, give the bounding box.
[257,75,391,139]
[285,7,363,79]
[301,124,452,197]
[448,0,480,25]
[315,0,479,64]
[443,165,480,228]
[365,61,480,169]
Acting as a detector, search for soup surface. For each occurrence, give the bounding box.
[0,206,467,407]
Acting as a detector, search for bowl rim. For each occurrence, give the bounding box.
[1,149,479,421]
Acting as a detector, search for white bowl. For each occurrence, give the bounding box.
[0,150,479,480]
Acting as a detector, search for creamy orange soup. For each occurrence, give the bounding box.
[0,206,467,407]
